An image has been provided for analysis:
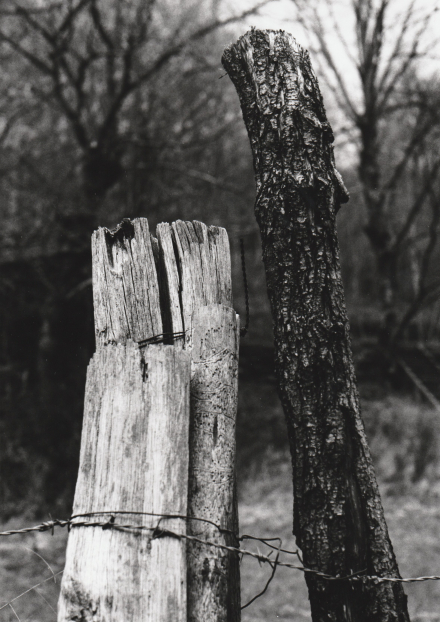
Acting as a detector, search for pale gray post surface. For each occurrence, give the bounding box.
[59,217,241,622]
[58,342,190,621]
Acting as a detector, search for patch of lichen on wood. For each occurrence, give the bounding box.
[223,28,410,622]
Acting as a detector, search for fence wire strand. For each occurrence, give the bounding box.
[2,513,440,587]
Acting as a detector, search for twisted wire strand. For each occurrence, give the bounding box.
[1,515,440,584]
[137,330,186,347]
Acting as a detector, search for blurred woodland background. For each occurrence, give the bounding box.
[1,0,440,528]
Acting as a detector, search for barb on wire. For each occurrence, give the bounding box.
[240,533,300,557]
[3,515,440,587]
[0,518,70,537]
[241,540,281,609]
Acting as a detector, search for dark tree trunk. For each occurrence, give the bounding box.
[222,29,410,622]
[358,114,397,324]
[83,144,124,209]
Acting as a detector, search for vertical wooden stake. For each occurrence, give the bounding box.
[91,218,162,345]
[157,221,233,342]
[59,219,190,621]
[58,342,190,621]
[158,221,241,620]
[188,305,240,622]
[223,29,410,622]
[59,217,241,622]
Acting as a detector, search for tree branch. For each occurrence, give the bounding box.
[58,0,91,35]
[309,7,359,120]
[380,111,436,199]
[1,2,62,15]
[376,0,416,96]
[135,0,273,87]
[14,4,57,43]
[51,64,89,147]
[392,159,440,251]
[324,0,358,68]
[97,0,272,145]
[97,39,134,145]
[161,163,246,195]
[392,187,440,342]
[0,109,23,146]
[89,0,114,50]
[377,6,435,113]
[0,29,54,75]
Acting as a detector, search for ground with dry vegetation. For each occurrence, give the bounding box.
[239,449,440,622]
[2,374,440,621]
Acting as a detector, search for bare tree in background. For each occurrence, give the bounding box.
[291,0,440,345]
[0,0,264,514]
[0,0,269,229]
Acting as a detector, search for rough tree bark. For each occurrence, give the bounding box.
[222,29,410,622]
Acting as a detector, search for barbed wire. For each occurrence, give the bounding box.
[2,513,440,587]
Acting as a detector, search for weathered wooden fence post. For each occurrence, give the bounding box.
[58,341,190,621]
[58,218,240,621]
[157,221,241,621]
[222,29,410,622]
[187,305,240,622]
[58,219,190,621]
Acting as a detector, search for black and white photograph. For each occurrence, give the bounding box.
[1,1,440,620]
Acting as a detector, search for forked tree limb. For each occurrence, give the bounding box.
[222,28,410,622]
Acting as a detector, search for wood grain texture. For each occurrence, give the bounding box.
[62,216,239,621]
[223,29,410,622]
[157,220,233,344]
[156,220,240,619]
[156,222,184,341]
[92,218,162,345]
[58,342,190,622]
[188,304,240,622]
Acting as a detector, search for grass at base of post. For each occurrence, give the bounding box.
[2,393,440,621]
[239,443,440,622]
